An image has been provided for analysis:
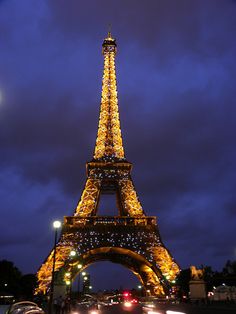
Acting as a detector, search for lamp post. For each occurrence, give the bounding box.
[67,250,77,303]
[80,272,87,297]
[67,250,83,303]
[65,278,72,308]
[137,285,142,297]
[77,264,82,300]
[48,220,61,314]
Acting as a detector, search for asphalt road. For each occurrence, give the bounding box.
[1,302,236,314]
[75,303,236,314]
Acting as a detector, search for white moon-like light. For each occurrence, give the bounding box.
[53,220,61,229]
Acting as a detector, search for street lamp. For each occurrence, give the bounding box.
[48,220,61,314]
[137,285,143,297]
[70,250,76,257]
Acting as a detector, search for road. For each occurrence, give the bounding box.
[1,302,236,314]
[75,302,236,314]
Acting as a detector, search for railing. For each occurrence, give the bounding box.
[64,216,157,227]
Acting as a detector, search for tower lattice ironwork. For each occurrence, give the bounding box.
[36,32,180,296]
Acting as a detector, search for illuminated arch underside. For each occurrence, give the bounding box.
[62,247,166,296]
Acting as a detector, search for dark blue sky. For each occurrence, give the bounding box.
[0,0,236,290]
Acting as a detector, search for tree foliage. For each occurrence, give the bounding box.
[0,260,22,296]
[0,260,36,299]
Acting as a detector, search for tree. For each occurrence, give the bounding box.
[0,260,38,300]
[200,265,218,291]
[19,274,37,300]
[176,268,191,298]
[0,260,22,297]
[223,260,236,275]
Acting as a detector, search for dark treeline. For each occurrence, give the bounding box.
[0,260,37,300]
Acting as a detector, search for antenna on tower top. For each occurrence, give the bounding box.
[108,23,112,38]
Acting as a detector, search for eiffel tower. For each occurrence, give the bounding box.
[36,32,180,297]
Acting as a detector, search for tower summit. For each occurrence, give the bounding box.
[94,32,124,161]
[36,33,180,297]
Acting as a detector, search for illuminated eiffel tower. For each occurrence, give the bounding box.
[36,32,180,296]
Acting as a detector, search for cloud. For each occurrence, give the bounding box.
[0,0,235,282]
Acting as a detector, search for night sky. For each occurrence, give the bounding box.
[0,0,236,291]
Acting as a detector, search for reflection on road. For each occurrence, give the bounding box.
[73,303,185,314]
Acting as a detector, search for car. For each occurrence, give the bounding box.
[7,301,44,314]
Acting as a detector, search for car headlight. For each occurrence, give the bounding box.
[146,304,155,308]
[124,301,132,308]
[166,311,186,314]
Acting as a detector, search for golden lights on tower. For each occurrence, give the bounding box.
[94,33,124,160]
[35,32,180,297]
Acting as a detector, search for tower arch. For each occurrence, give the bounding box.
[61,247,168,296]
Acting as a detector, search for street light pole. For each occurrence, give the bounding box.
[48,220,61,314]
[77,264,82,300]
[78,273,80,300]
[80,272,87,297]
